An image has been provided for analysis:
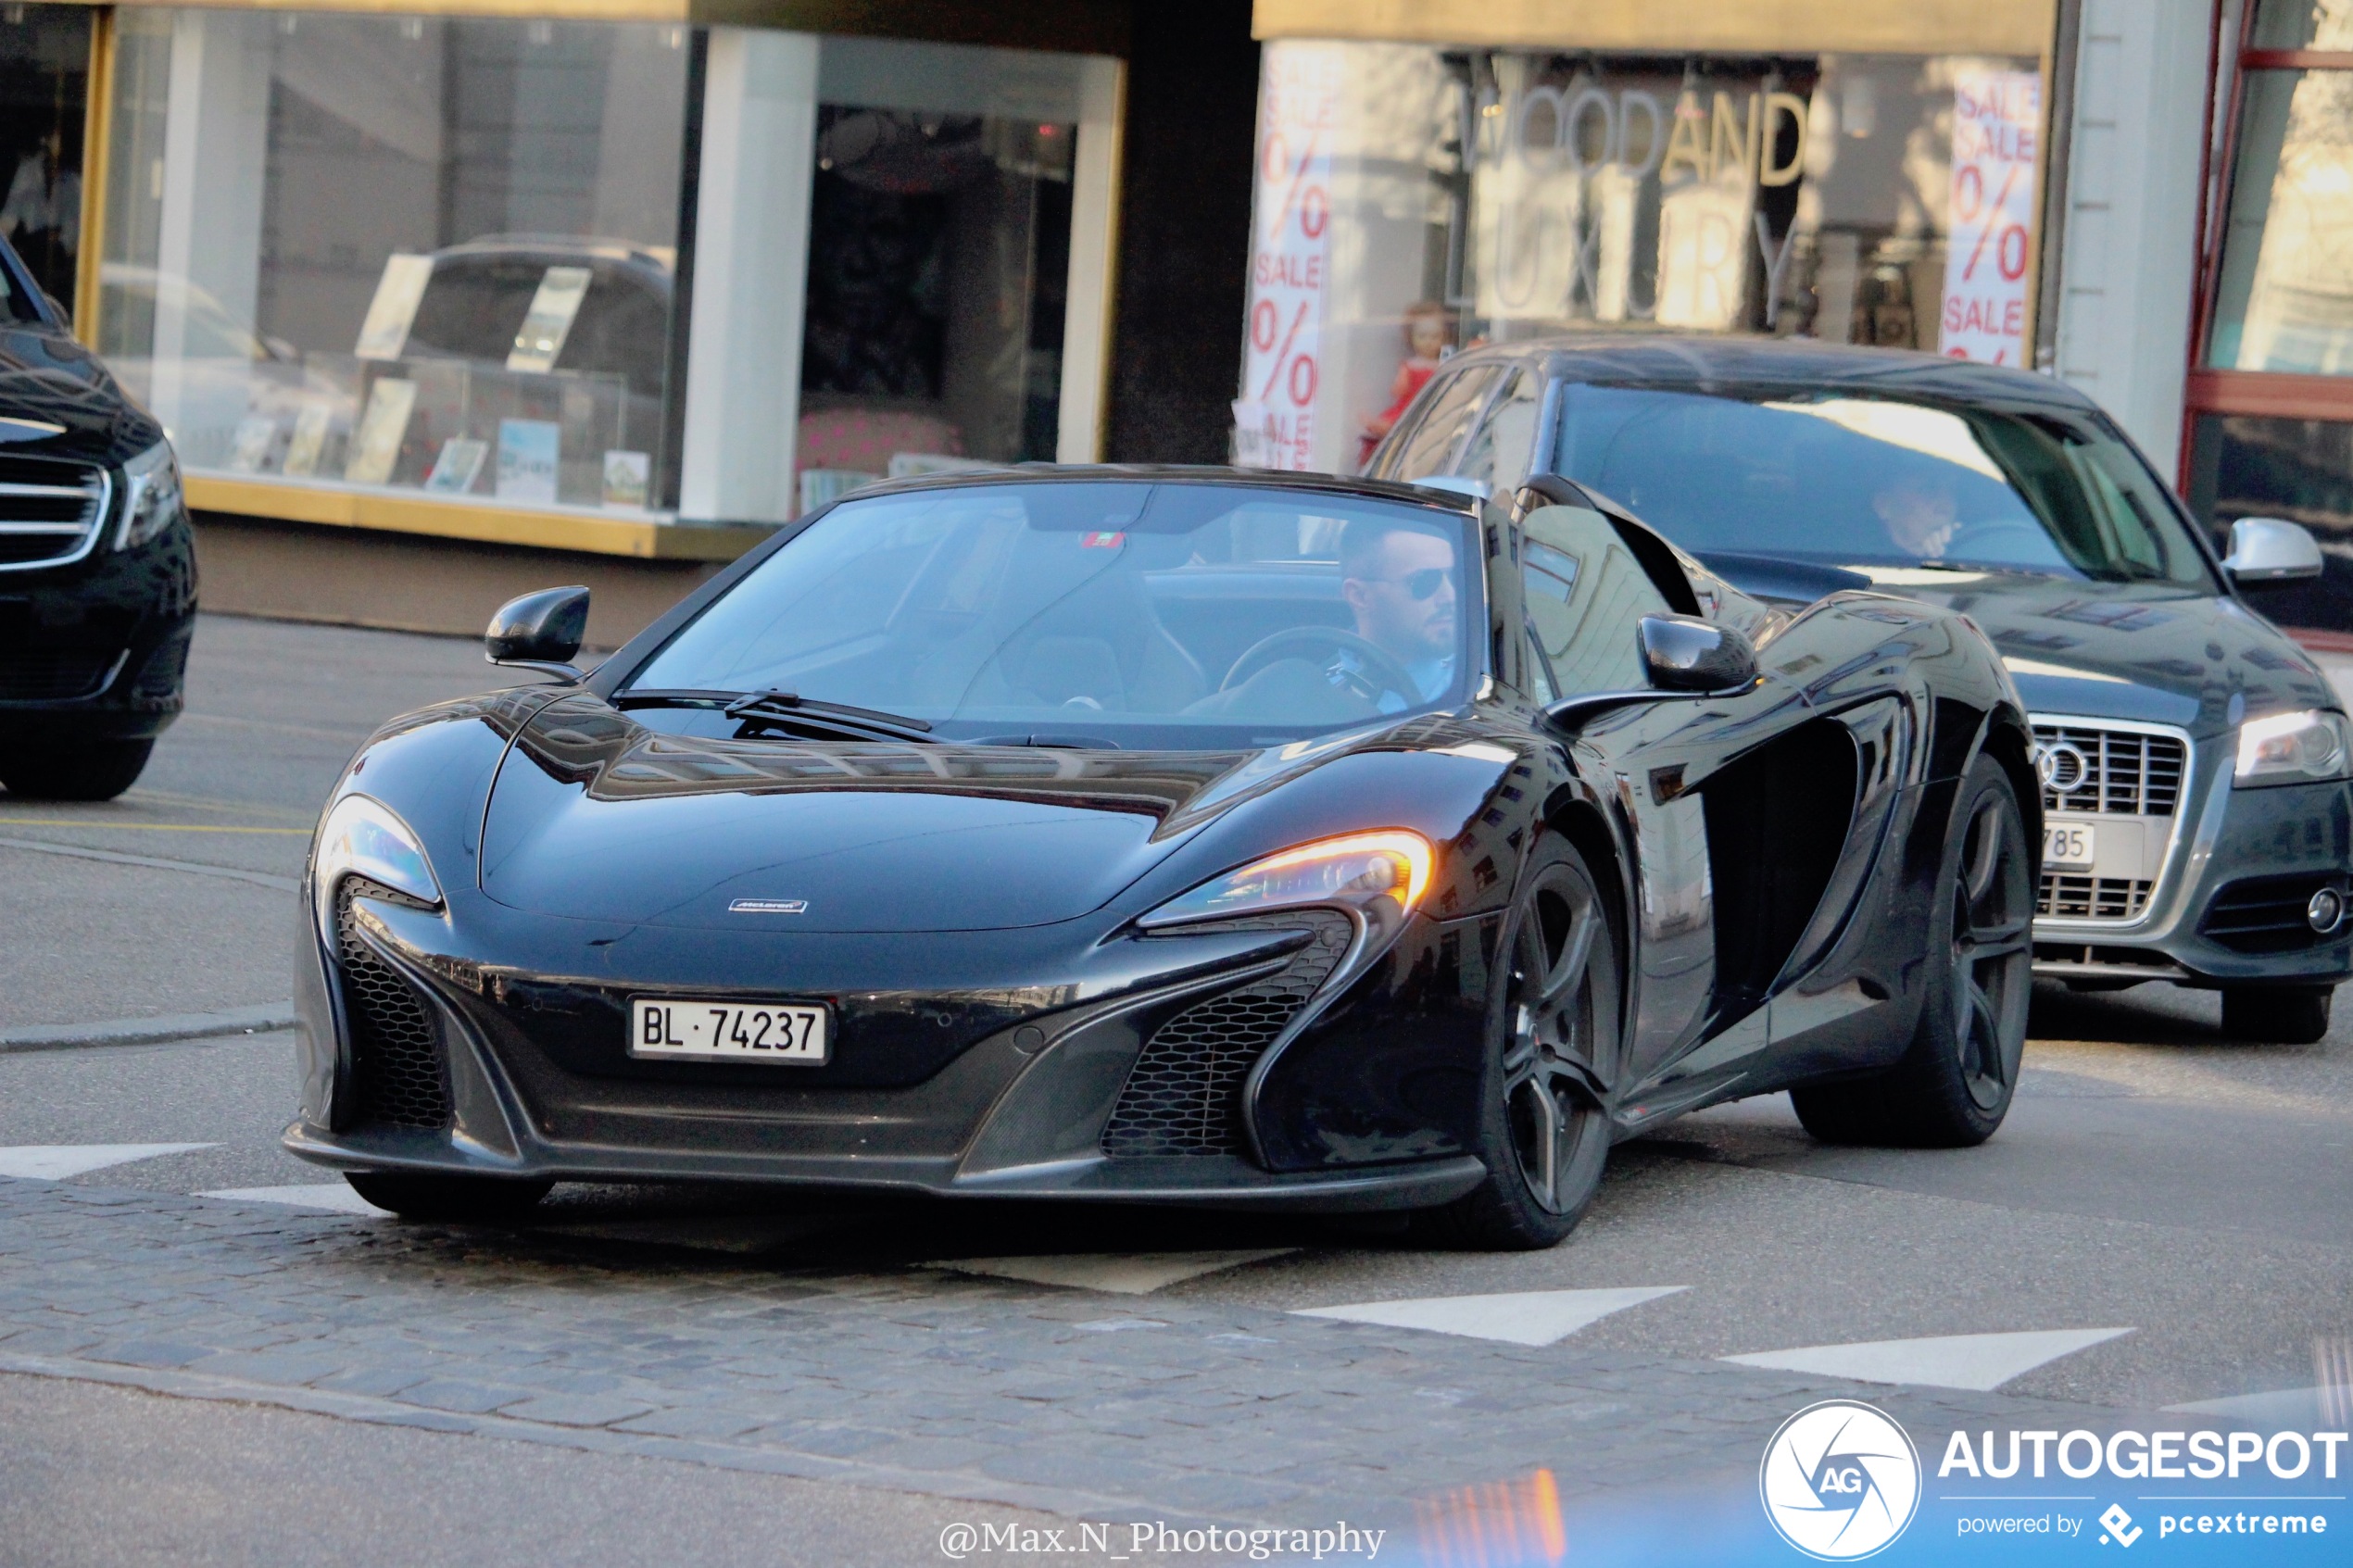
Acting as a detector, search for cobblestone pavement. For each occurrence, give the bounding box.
[0,1175,2132,1536]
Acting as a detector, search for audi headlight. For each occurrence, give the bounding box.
[311,794,442,934]
[114,438,184,551]
[1138,831,1433,929]
[2234,709,2352,787]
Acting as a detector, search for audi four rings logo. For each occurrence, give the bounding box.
[1759,1400,1922,1560]
[2036,741,2090,793]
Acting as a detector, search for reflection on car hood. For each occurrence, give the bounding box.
[478,694,1264,933]
[0,326,150,464]
[1840,571,2336,734]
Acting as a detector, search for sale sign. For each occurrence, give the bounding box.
[1939,69,2041,365]
[1234,43,1341,470]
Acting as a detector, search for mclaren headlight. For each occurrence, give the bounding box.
[2234,709,2352,788]
[114,438,184,551]
[1138,830,1434,930]
[311,794,442,934]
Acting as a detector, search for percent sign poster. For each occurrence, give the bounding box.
[1234,44,1341,470]
[1939,69,2041,365]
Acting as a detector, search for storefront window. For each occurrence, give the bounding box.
[2208,4,2353,374]
[794,42,1080,510]
[0,5,91,316]
[98,8,690,511]
[1233,40,2044,474]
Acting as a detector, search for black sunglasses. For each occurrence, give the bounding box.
[1378,567,1457,600]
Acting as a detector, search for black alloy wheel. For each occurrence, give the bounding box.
[1428,839,1620,1249]
[346,1171,554,1223]
[1947,775,2034,1111]
[1793,753,2032,1148]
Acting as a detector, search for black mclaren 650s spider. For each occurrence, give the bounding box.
[290,467,2040,1248]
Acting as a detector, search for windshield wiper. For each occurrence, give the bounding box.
[614,687,937,745]
[723,689,937,744]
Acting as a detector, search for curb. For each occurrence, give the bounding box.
[0,1003,297,1054]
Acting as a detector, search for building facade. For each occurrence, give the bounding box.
[6,1,2353,645]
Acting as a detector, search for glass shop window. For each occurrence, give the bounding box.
[96,9,688,511]
[792,43,1080,514]
[1236,40,2047,475]
[2209,3,2353,375]
[0,5,92,317]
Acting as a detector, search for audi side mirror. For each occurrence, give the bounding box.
[485,584,590,682]
[1639,614,1756,693]
[2222,517,2324,583]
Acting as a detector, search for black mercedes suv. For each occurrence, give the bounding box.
[0,235,194,800]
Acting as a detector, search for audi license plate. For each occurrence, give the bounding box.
[2044,822,2096,868]
[629,999,829,1064]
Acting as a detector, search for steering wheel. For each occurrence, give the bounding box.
[1220,626,1424,704]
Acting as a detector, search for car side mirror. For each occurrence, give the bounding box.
[2222,517,2324,583]
[485,585,589,681]
[1541,615,1759,730]
[1639,614,1756,692]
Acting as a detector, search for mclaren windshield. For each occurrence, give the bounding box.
[1553,384,2219,588]
[623,481,1479,747]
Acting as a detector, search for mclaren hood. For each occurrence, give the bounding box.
[476,696,1252,933]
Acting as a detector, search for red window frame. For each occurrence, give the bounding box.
[2183,4,2353,484]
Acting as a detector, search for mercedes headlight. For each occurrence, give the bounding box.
[2234,709,2352,787]
[114,438,184,551]
[1138,831,1433,929]
[311,795,442,934]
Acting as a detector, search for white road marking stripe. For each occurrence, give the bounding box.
[0,1144,217,1180]
[197,1183,390,1217]
[1721,1326,2134,1391]
[931,1250,1297,1295]
[1291,1286,1688,1347]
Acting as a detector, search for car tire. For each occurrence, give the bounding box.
[1792,752,2032,1148]
[2221,984,2333,1045]
[1424,837,1621,1250]
[345,1172,554,1222]
[0,738,156,801]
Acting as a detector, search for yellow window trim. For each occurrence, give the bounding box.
[59,0,1130,56]
[184,473,772,562]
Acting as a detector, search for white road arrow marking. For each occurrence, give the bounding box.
[931,1250,1296,1295]
[1721,1326,2134,1391]
[0,1144,216,1180]
[1292,1286,1688,1347]
[197,1184,391,1217]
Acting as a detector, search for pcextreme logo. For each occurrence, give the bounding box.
[1760,1399,1924,1560]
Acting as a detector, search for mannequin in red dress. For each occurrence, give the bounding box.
[1358,302,1454,469]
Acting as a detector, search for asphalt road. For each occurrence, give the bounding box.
[2,615,2349,1565]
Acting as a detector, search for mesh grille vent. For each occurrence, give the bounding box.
[1101,910,1354,1159]
[336,877,452,1129]
[2033,722,2186,817]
